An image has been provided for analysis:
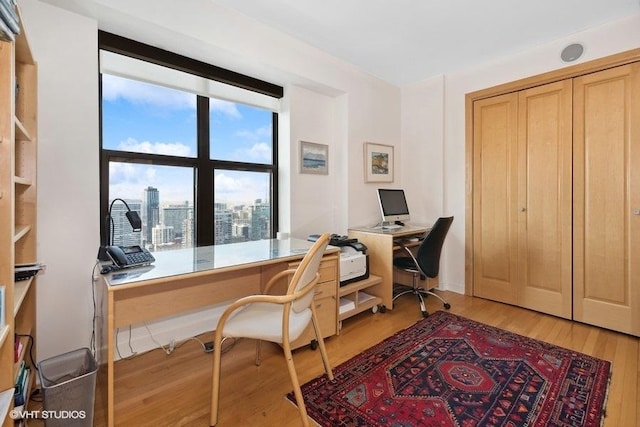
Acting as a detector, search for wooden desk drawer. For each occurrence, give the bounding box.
[314,280,336,299]
[314,296,337,332]
[289,257,337,284]
[318,262,337,284]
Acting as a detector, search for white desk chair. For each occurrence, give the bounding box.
[209,233,334,426]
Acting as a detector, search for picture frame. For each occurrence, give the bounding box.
[300,141,329,175]
[364,142,394,182]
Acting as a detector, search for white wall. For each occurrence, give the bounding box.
[20,1,100,361]
[287,85,343,239]
[400,75,445,226]
[401,12,640,293]
[21,0,401,359]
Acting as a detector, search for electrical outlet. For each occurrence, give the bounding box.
[204,341,214,353]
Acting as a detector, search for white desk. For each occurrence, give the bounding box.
[98,238,340,427]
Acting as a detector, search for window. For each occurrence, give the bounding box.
[99,32,283,251]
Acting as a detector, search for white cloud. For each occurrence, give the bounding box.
[215,172,267,205]
[109,162,194,203]
[235,124,271,141]
[118,137,193,157]
[243,142,271,163]
[228,124,273,162]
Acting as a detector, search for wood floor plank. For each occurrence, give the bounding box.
[28,291,639,426]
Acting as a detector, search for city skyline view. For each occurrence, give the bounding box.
[101,70,276,248]
[102,73,273,206]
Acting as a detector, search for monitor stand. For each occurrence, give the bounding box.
[378,221,402,230]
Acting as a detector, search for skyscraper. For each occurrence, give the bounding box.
[142,186,160,246]
[162,202,193,246]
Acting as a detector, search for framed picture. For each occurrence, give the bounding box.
[300,141,329,175]
[364,142,394,182]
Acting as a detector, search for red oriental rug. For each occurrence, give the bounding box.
[288,311,611,427]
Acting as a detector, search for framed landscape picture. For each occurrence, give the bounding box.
[300,141,328,175]
[364,142,394,182]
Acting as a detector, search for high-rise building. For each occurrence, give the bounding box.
[162,202,193,247]
[250,199,270,240]
[152,223,175,249]
[142,186,160,246]
[214,203,233,244]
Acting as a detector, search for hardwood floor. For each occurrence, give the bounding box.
[34,291,640,426]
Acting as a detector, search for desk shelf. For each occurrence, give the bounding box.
[338,275,383,327]
[349,226,430,310]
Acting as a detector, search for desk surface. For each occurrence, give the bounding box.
[349,224,430,237]
[104,238,333,287]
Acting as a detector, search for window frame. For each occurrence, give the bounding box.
[98,31,282,248]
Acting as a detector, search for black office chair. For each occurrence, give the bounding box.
[392,216,453,317]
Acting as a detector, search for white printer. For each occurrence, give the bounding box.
[335,238,368,285]
[340,245,369,285]
[309,234,369,285]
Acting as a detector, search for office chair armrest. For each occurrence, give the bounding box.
[263,269,297,294]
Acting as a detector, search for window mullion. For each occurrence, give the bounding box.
[196,96,214,246]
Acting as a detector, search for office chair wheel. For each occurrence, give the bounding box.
[309,339,318,350]
[444,303,451,310]
[379,305,387,313]
[421,310,428,318]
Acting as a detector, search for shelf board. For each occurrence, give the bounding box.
[14,176,32,186]
[339,274,382,297]
[13,225,31,243]
[338,295,382,321]
[14,117,32,142]
[14,278,32,316]
[0,387,13,425]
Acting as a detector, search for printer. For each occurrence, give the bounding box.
[339,243,369,285]
[308,234,369,285]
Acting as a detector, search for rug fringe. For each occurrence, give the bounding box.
[599,370,613,426]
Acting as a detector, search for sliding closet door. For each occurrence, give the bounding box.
[573,63,640,335]
[472,93,519,305]
[516,80,572,319]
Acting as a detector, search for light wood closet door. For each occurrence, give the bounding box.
[517,81,573,318]
[573,63,640,335]
[473,81,572,318]
[472,93,519,305]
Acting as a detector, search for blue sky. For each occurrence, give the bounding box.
[102,74,272,206]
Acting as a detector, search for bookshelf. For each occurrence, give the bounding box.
[0,4,38,426]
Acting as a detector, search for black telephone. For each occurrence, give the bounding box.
[104,245,155,270]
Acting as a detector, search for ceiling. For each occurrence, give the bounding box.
[211,0,640,85]
[38,0,640,86]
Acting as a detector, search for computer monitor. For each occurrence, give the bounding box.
[376,189,410,225]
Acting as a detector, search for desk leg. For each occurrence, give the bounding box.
[107,292,115,427]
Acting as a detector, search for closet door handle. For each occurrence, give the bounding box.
[519,207,526,212]
[633,209,640,215]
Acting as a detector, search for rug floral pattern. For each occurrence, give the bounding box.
[289,311,611,427]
